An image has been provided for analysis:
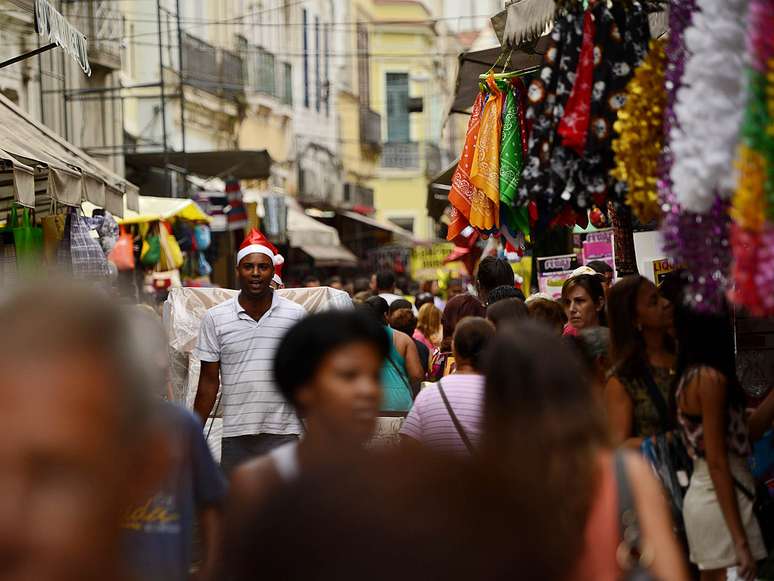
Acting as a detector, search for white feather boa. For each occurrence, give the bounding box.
[670,0,749,214]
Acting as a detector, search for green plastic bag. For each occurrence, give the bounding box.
[141,235,161,267]
[9,206,43,273]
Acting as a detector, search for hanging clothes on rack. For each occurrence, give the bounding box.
[470,75,505,234]
[447,93,486,242]
[519,0,651,226]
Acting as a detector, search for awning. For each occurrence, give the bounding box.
[0,92,135,216]
[299,244,358,267]
[501,0,670,48]
[449,36,550,115]
[338,210,416,243]
[82,195,211,224]
[427,159,457,222]
[126,150,272,180]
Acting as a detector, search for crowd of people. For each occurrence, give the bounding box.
[1,238,772,581]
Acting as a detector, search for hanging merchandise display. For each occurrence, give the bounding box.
[728,0,774,315]
[670,0,750,214]
[447,93,485,241]
[659,0,735,312]
[519,0,651,227]
[500,78,531,237]
[611,38,667,224]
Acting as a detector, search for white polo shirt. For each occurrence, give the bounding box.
[194,292,306,439]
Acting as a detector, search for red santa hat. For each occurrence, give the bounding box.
[237,228,285,267]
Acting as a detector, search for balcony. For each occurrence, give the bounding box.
[181,33,244,99]
[242,46,292,107]
[382,142,420,170]
[66,0,122,70]
[360,107,382,152]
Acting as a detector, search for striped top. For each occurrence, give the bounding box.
[400,374,484,454]
[194,292,306,439]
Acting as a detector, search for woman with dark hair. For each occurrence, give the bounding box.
[561,274,606,336]
[605,276,676,447]
[428,294,486,381]
[476,256,515,305]
[674,302,766,580]
[482,323,688,581]
[401,317,495,454]
[228,311,389,511]
[361,296,423,411]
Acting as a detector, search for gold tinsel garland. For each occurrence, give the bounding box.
[611,38,667,224]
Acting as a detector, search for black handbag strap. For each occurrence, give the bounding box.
[732,476,756,502]
[640,366,672,433]
[438,380,475,455]
[386,354,413,398]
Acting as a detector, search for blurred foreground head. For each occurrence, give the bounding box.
[0,283,164,581]
[223,448,575,581]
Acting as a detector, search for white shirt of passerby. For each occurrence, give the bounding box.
[194,292,306,439]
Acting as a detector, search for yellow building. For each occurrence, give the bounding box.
[367,0,451,241]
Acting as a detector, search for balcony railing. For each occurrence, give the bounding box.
[382,142,420,170]
[242,46,292,106]
[181,33,244,98]
[360,107,382,151]
[67,0,122,70]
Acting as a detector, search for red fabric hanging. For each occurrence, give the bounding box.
[557,10,596,155]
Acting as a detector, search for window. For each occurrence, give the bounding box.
[282,62,292,106]
[389,217,414,233]
[386,73,410,143]
[303,9,309,108]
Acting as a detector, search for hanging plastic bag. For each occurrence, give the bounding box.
[198,252,213,277]
[108,225,136,271]
[141,234,161,267]
[159,227,184,271]
[11,206,44,274]
[41,212,66,264]
[68,211,107,279]
[194,224,211,251]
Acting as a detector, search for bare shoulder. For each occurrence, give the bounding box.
[229,455,283,509]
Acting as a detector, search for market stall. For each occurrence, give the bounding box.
[0,92,139,285]
[444,0,774,386]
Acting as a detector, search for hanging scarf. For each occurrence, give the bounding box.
[499,82,530,235]
[447,92,486,241]
[470,75,504,233]
[557,9,596,155]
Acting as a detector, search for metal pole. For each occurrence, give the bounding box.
[175,0,186,154]
[0,43,57,70]
[156,0,168,154]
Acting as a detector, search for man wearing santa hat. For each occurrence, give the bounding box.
[193,230,306,475]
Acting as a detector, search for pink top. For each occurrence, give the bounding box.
[400,374,484,454]
[413,329,435,352]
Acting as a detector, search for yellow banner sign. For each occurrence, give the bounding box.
[411,243,461,281]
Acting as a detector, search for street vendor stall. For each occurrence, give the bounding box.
[0,92,139,285]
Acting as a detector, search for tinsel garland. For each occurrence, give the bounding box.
[611,38,667,224]
[729,0,774,315]
[659,0,733,312]
[669,0,749,214]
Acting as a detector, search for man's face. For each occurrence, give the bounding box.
[0,353,147,581]
[237,253,275,296]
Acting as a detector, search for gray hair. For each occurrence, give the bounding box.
[0,282,158,440]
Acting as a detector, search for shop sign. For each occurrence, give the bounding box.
[651,258,674,286]
[511,256,532,298]
[34,0,91,76]
[410,243,460,281]
[537,254,579,299]
[580,228,615,272]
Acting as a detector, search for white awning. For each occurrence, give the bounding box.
[0,92,134,216]
[299,244,358,267]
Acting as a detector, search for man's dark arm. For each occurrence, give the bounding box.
[194,361,221,427]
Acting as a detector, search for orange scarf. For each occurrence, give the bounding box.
[469,76,503,232]
[447,93,485,241]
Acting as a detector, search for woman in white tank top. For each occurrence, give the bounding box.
[227,310,390,512]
